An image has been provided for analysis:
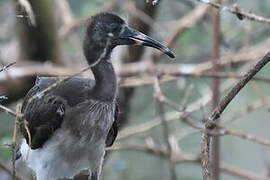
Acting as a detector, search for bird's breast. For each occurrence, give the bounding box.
[64,99,115,144]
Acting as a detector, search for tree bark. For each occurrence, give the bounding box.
[2,0,62,104]
[16,0,61,63]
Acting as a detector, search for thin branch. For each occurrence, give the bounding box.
[124,1,166,37]
[0,39,269,84]
[181,116,270,147]
[198,0,270,24]
[58,1,116,39]
[4,62,270,89]
[156,3,210,55]
[153,76,183,112]
[23,120,31,160]
[0,104,18,117]
[12,104,21,180]
[155,0,233,57]
[117,86,212,140]
[181,85,194,111]
[154,77,177,180]
[219,125,270,147]
[55,0,74,25]
[250,81,267,104]
[0,162,22,180]
[0,62,16,73]
[220,163,270,180]
[108,142,270,180]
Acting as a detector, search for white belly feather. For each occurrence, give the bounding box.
[21,130,105,180]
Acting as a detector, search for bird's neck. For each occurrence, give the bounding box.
[91,60,117,102]
[84,39,117,102]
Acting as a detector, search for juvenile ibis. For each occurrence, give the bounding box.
[19,12,175,180]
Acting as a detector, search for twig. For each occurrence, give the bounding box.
[58,1,116,39]
[11,104,21,180]
[0,162,22,180]
[159,3,210,53]
[198,0,270,24]
[17,0,36,26]
[220,163,270,180]
[0,52,14,79]
[1,39,269,84]
[108,142,270,180]
[182,85,193,109]
[124,1,166,37]
[107,142,200,163]
[168,71,270,84]
[0,62,16,73]
[23,120,31,160]
[3,64,270,88]
[219,125,270,147]
[55,0,74,25]
[154,77,177,180]
[181,116,270,147]
[153,76,183,112]
[117,85,212,140]
[250,81,267,104]
[0,104,18,117]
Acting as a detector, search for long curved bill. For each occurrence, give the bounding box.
[121,25,175,59]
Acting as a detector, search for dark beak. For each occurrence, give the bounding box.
[120,25,175,58]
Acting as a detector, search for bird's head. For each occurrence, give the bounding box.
[84,12,175,64]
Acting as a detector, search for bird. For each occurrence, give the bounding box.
[19,12,175,180]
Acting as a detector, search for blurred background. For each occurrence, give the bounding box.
[0,0,270,179]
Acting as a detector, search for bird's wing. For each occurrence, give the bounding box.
[105,103,119,147]
[21,77,95,149]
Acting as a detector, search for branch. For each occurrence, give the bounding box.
[1,38,269,85]
[220,164,270,180]
[0,104,18,117]
[181,116,270,147]
[202,52,270,180]
[117,86,211,140]
[11,105,21,180]
[155,0,232,56]
[209,52,270,125]
[198,0,270,24]
[58,1,116,39]
[0,162,22,180]
[0,62,16,73]
[154,77,177,180]
[107,142,270,180]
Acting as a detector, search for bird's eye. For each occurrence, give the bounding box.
[110,24,118,31]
